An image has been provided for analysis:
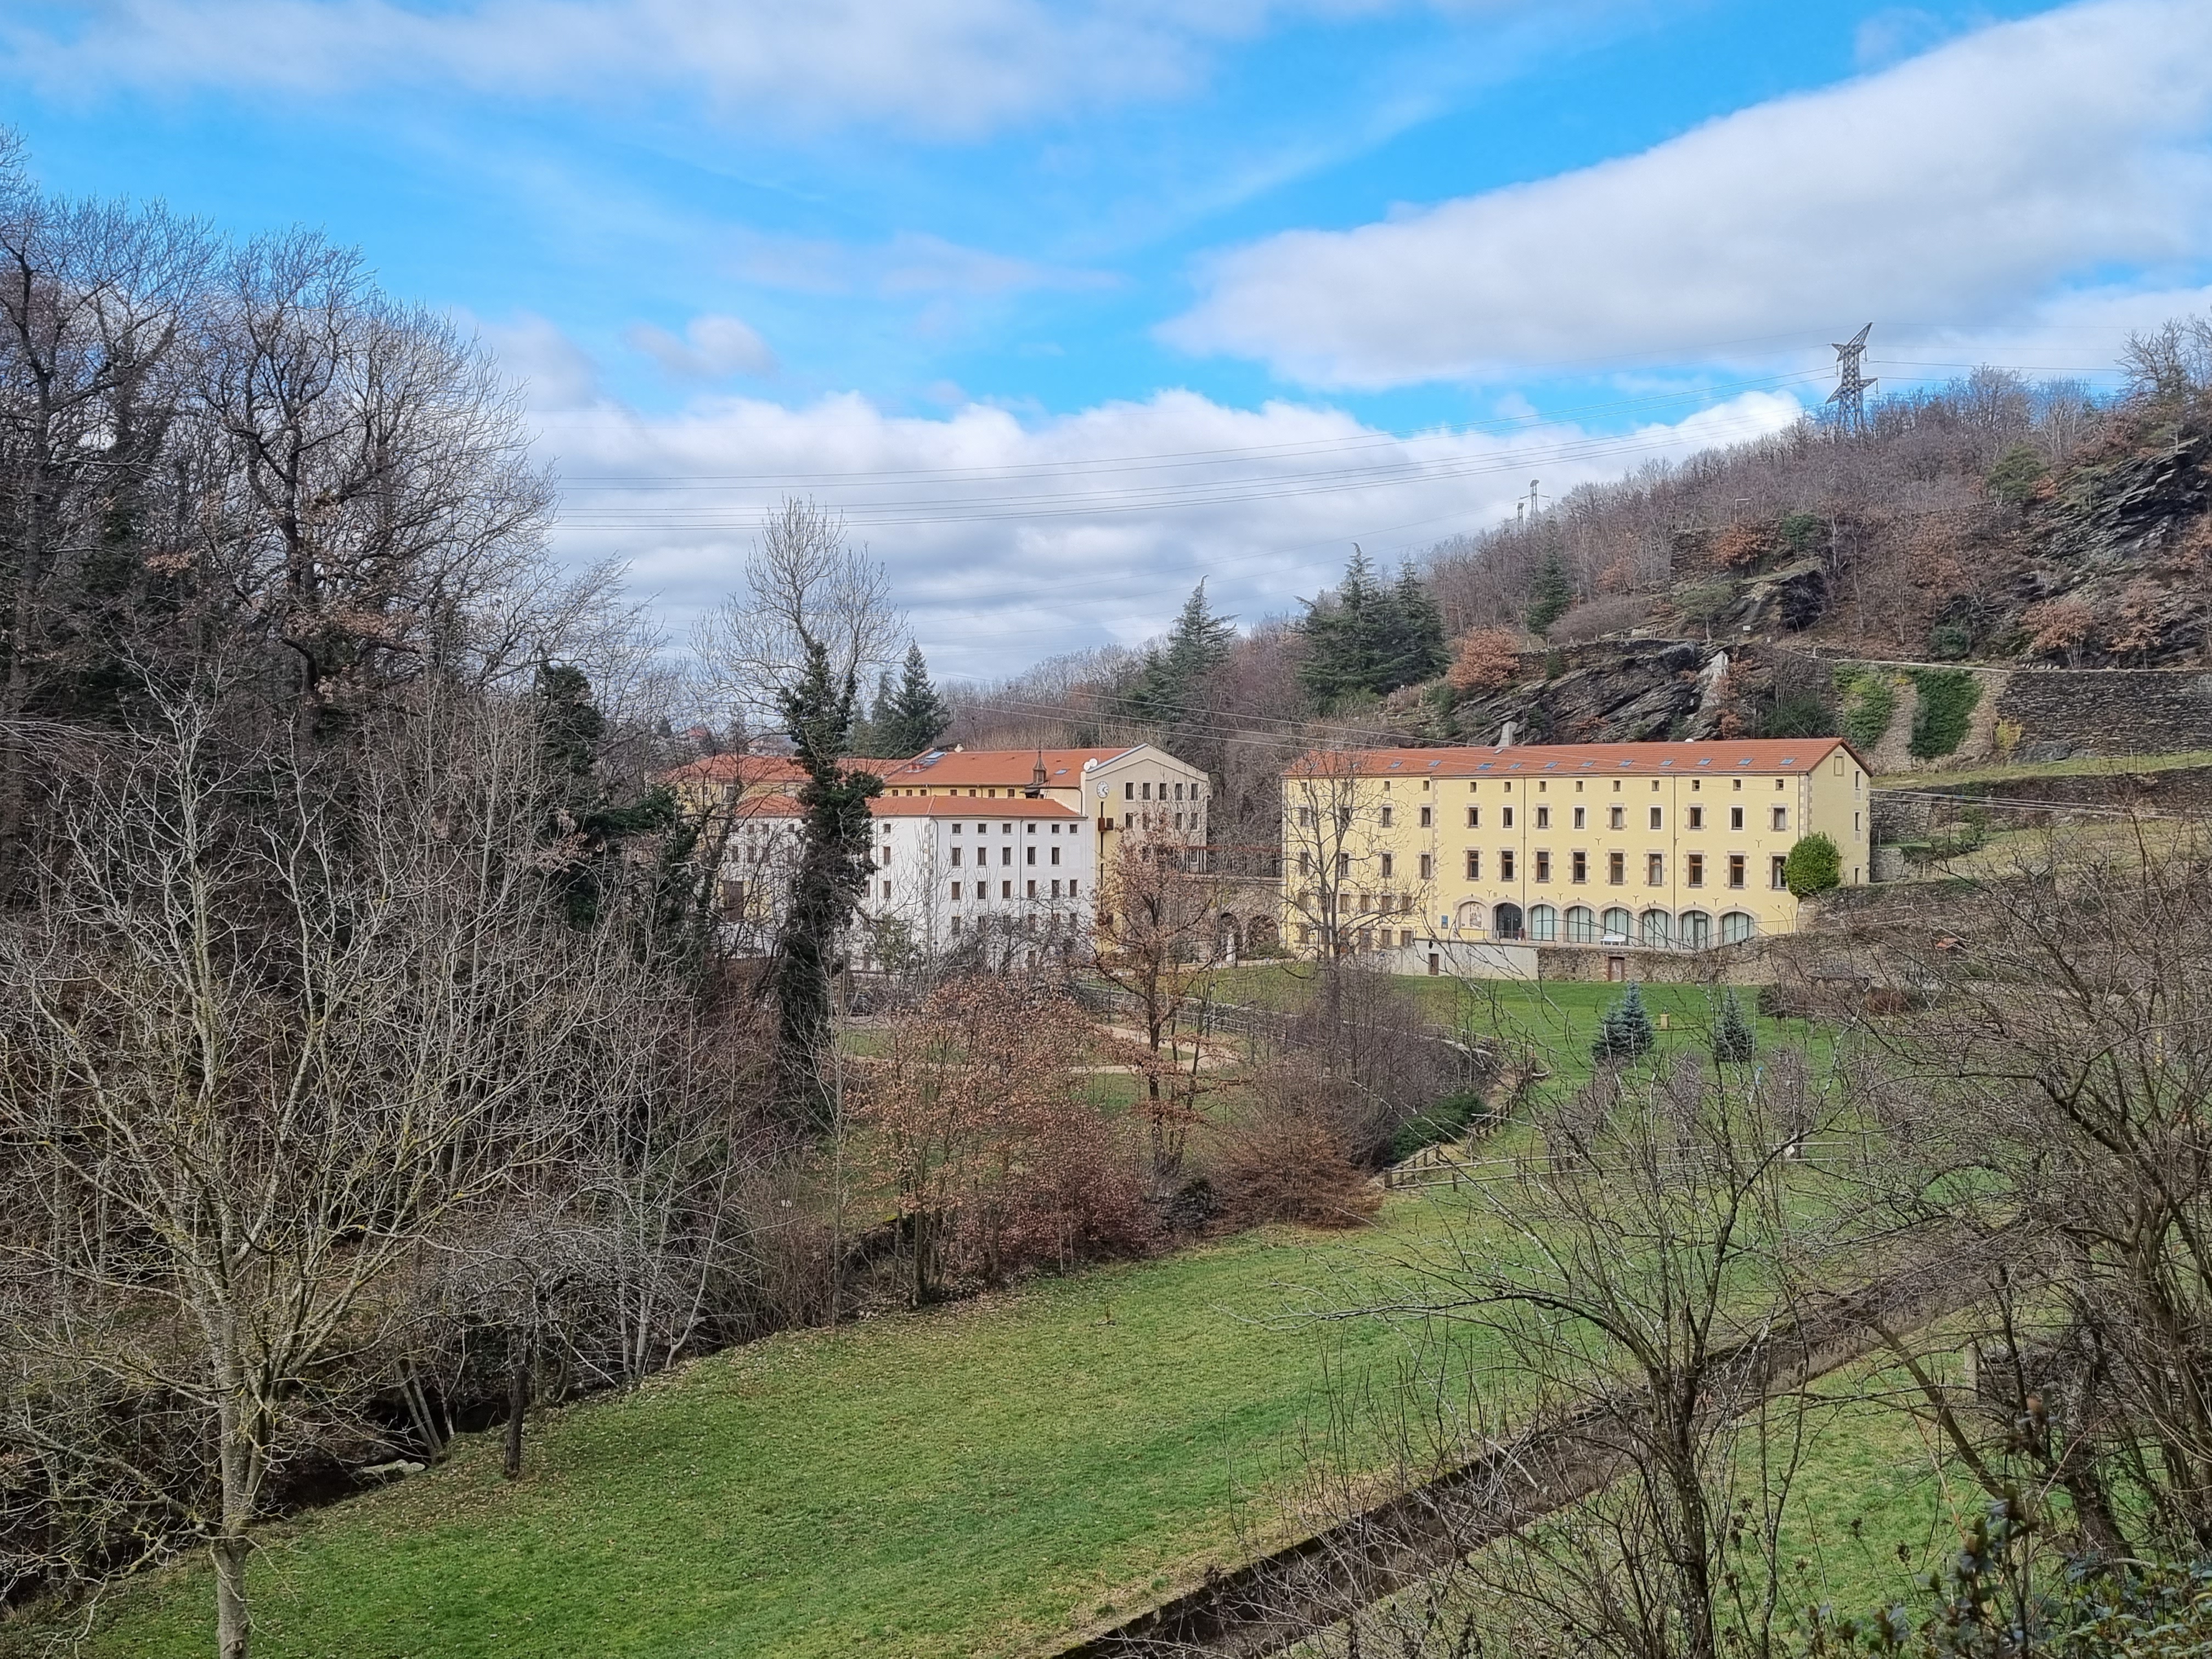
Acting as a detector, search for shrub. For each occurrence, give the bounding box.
[1905,667,1981,758]
[1778,510,1825,554]
[1211,1103,1381,1230]
[1712,989,1755,1063]
[1550,595,1649,644]
[1712,524,1769,569]
[1445,625,1526,693]
[1385,1087,1489,1163]
[1782,832,1842,897]
[1590,982,1656,1065]
[1985,439,2049,505]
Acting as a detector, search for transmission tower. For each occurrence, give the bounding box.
[1827,324,1876,432]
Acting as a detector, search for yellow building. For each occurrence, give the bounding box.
[1281,738,1871,970]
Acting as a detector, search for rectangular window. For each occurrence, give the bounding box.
[1730,806,1745,830]
[1002,881,1013,899]
[1728,855,1746,888]
[1647,853,1664,885]
[1572,850,1588,883]
[1141,782,1152,800]
[1001,845,1012,865]
[1174,782,1184,801]
[1771,806,1788,831]
[1502,806,1515,828]
[1380,805,1394,827]
[1336,853,1351,877]
[1026,879,1037,898]
[1771,855,1788,890]
[1499,850,1516,881]
[1051,846,1061,865]
[882,880,891,899]
[950,847,962,866]
[1419,805,1433,827]
[1609,806,1624,830]
[1465,850,1481,881]
[1534,850,1551,882]
[1536,805,1550,828]
[1609,851,1626,884]
[1649,806,1663,830]
[1688,805,1704,830]
[1297,805,1313,825]
[1051,880,1062,898]
[1380,853,1395,878]
[1299,850,1313,876]
[1026,846,1036,865]
[1687,854,1705,887]
[1466,807,1480,828]
[1069,878,1079,897]
[950,882,962,900]
[1573,806,1586,830]
[1418,852,1433,879]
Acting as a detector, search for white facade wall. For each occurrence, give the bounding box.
[858,802,1097,969]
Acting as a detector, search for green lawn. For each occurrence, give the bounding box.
[34,1206,1492,1659]
[25,985,1842,1659]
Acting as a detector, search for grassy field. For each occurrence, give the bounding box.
[20,979,1861,1659]
[32,1204,1498,1659]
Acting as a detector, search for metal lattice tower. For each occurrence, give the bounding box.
[1827,323,1876,432]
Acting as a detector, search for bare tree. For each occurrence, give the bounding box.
[697,501,901,1121]
[1092,826,1223,1186]
[1280,750,1431,1019]
[0,690,652,1657]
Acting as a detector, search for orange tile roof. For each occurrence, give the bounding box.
[1286,738,1856,778]
[874,747,1142,788]
[667,753,898,787]
[869,795,1084,820]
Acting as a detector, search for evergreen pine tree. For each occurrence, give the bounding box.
[1712,988,1755,1064]
[1133,581,1237,723]
[1384,562,1449,689]
[852,668,895,756]
[1525,549,1574,635]
[1592,981,1656,1065]
[1297,548,1390,706]
[876,644,952,756]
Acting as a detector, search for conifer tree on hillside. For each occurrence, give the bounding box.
[1386,562,1449,686]
[854,668,896,755]
[1296,548,1449,707]
[868,644,952,757]
[1132,581,1237,724]
[1526,548,1574,635]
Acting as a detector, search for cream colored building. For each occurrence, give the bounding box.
[1281,738,1871,972]
[873,743,1210,876]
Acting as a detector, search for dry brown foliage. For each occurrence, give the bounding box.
[1444,625,1525,693]
[1711,524,1770,570]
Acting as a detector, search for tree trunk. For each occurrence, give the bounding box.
[212,1534,252,1659]
[504,1340,529,1481]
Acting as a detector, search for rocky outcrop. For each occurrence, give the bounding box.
[1444,639,1761,747]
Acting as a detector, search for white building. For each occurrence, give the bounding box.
[859,795,1097,971]
[712,791,1098,972]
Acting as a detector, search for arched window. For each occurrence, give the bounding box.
[1639,909,1671,948]
[1456,901,1486,932]
[1678,910,1712,950]
[1492,902,1524,940]
[1564,905,1595,944]
[1528,903,1558,942]
[1720,910,1757,944]
[1600,907,1634,944]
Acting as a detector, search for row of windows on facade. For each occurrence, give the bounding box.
[1120,810,1197,832]
[1295,905,1765,950]
[944,911,1076,935]
[1124,780,1201,802]
[1302,801,1799,833]
[1300,849,1791,889]
[909,843,1067,867]
[869,878,1080,901]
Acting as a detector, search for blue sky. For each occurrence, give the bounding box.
[5,0,2207,679]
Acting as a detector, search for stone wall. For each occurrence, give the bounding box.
[1994,669,2212,761]
[1872,761,2212,842]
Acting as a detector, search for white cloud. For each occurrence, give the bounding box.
[1164,0,2212,388]
[528,380,1803,679]
[2,0,1415,138]
[624,314,778,380]
[467,311,603,409]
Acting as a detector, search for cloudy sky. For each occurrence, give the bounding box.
[5,0,2206,680]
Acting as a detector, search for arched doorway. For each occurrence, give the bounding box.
[1564,905,1595,943]
[1215,912,1239,962]
[1679,910,1712,950]
[1492,902,1524,940]
[1600,906,1634,944]
[1639,909,1671,948]
[1528,903,1558,942]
